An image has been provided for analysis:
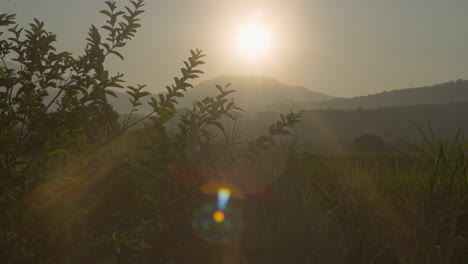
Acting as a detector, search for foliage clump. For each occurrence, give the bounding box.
[0,1,302,262]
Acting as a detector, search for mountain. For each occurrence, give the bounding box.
[268,79,468,111]
[174,75,333,112]
[6,61,468,115]
[108,75,334,113]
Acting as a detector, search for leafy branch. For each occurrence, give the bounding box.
[248,110,303,153]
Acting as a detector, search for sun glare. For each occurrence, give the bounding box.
[237,22,271,60]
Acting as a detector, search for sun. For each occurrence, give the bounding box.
[237,22,271,60]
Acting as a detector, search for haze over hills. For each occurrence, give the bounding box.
[4,62,468,148]
[109,77,468,114]
[108,75,334,113]
[5,61,333,113]
[4,61,468,114]
[244,102,468,148]
[268,79,468,112]
[174,75,334,112]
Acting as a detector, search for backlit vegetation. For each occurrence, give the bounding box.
[0,1,467,263]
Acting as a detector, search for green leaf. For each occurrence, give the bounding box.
[190,49,196,58]
[99,10,113,18]
[100,70,109,82]
[109,50,124,60]
[215,84,223,93]
[102,25,113,33]
[139,91,151,97]
[0,67,6,78]
[104,89,117,97]
[104,1,117,11]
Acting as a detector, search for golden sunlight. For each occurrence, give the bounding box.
[236,22,271,60]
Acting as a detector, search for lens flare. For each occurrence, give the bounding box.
[192,203,243,243]
[217,187,231,211]
[213,210,225,223]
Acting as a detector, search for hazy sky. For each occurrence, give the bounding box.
[3,0,468,97]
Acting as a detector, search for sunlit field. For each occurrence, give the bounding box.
[12,131,465,263]
[1,0,468,263]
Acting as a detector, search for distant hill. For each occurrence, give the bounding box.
[5,62,468,115]
[175,75,333,112]
[268,79,468,111]
[108,75,334,113]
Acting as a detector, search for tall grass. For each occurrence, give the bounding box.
[5,126,467,263]
[239,130,468,263]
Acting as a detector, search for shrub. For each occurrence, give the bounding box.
[353,133,390,153]
[0,1,302,261]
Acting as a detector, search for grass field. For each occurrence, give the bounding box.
[28,130,465,263]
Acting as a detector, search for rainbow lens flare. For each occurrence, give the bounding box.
[192,202,243,243]
[213,210,225,223]
[217,187,231,211]
[192,187,242,243]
